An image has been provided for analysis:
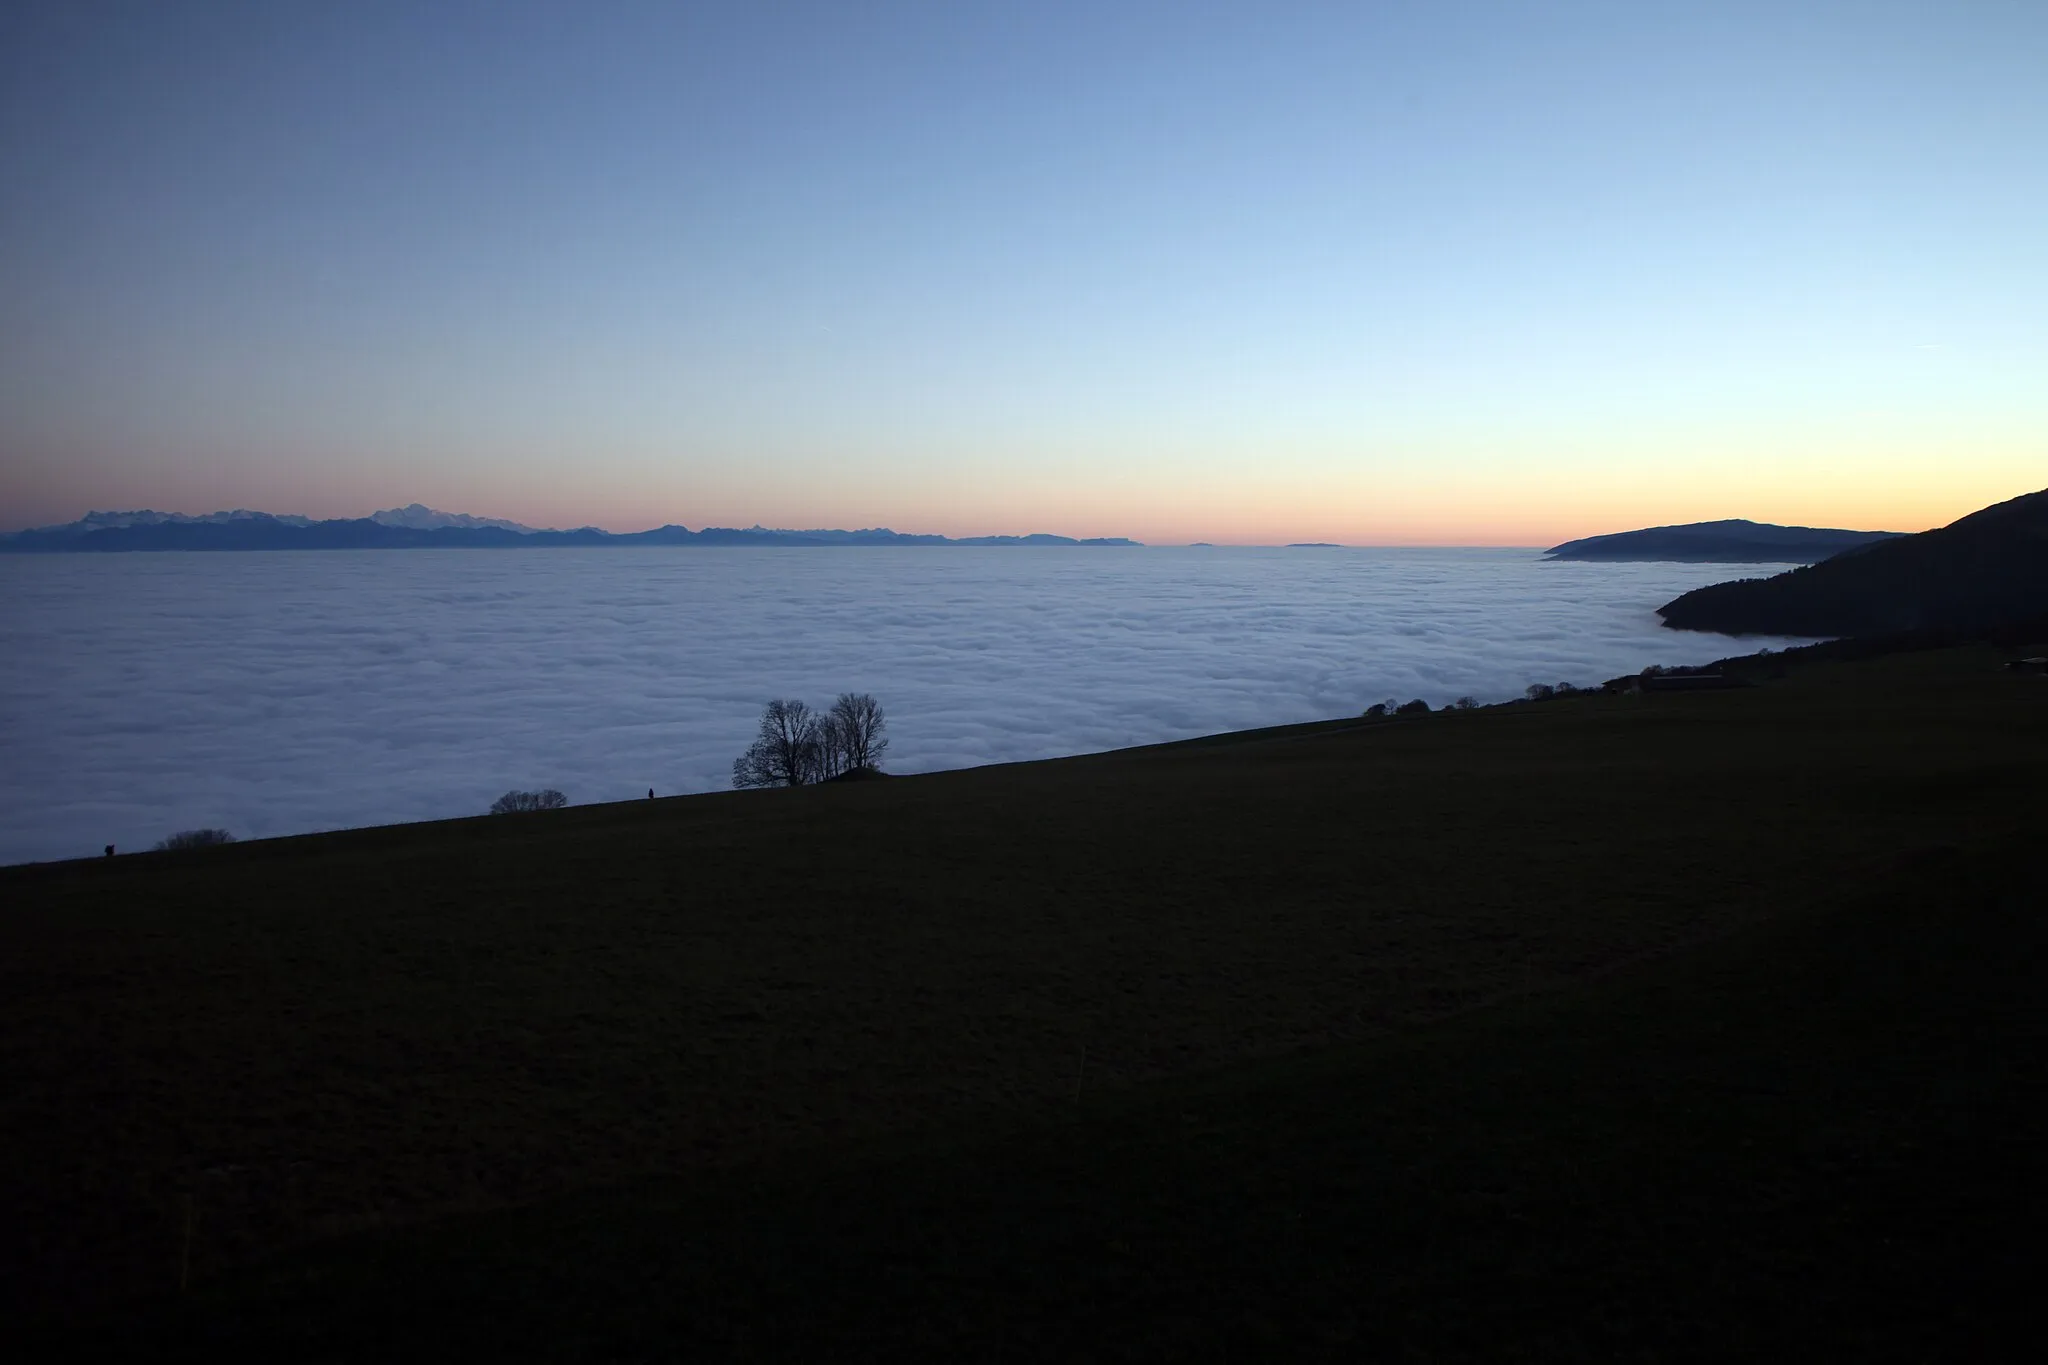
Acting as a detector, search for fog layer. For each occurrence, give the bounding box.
[0,548,1812,864]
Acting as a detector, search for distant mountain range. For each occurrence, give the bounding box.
[1545,519,1902,564]
[14,504,544,537]
[1659,488,2048,636]
[0,507,1144,552]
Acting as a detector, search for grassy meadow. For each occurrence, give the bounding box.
[3,643,2044,1358]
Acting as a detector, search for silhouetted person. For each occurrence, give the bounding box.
[104,845,114,858]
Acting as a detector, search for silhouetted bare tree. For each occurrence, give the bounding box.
[826,692,888,774]
[732,699,824,788]
[813,712,848,782]
[489,789,567,814]
[155,828,235,850]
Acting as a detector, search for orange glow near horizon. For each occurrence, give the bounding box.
[340,483,2006,547]
[5,417,2037,546]
[4,469,2029,546]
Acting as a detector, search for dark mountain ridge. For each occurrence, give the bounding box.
[1546,518,1901,563]
[1658,488,2048,636]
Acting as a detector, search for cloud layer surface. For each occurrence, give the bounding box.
[0,548,1812,864]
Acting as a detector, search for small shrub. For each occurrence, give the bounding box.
[1450,696,1481,711]
[155,828,234,851]
[490,789,567,815]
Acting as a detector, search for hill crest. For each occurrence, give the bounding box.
[1546,519,1900,563]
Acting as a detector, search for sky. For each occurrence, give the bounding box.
[2,1,2044,543]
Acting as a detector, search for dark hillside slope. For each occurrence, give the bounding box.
[1659,488,2048,635]
[94,834,2047,1362]
[4,645,2045,1328]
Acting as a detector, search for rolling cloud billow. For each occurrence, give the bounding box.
[0,548,1813,865]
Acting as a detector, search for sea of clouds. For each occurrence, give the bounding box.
[0,547,1815,865]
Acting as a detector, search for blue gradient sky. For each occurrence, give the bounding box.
[3,1,2043,542]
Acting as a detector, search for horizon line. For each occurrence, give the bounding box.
[4,500,1922,549]
[3,504,1579,548]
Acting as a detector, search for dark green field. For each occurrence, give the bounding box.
[5,645,2044,1358]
